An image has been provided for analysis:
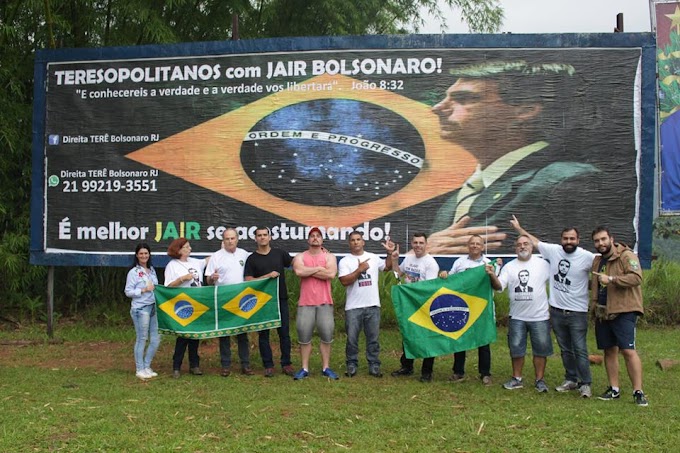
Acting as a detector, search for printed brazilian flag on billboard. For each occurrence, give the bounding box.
[155,277,280,339]
[392,266,496,359]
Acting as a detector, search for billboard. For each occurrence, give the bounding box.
[31,34,656,267]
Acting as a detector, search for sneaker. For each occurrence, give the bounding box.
[633,390,649,407]
[264,368,274,378]
[144,368,158,377]
[241,367,255,376]
[135,369,152,380]
[322,368,340,380]
[293,368,309,380]
[449,373,466,382]
[598,387,621,401]
[535,379,549,393]
[220,368,231,377]
[579,384,592,398]
[172,370,181,379]
[369,366,383,378]
[503,377,523,390]
[282,365,295,377]
[345,365,357,378]
[419,373,433,383]
[189,367,203,376]
[390,367,414,377]
[481,375,492,386]
[555,380,579,392]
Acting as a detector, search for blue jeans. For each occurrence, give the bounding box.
[130,304,161,372]
[345,306,381,368]
[258,298,292,368]
[507,318,553,358]
[219,333,250,368]
[550,307,592,384]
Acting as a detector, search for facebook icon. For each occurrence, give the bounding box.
[48,134,60,145]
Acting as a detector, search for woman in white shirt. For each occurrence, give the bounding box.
[165,238,207,378]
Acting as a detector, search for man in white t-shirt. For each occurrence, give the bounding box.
[439,234,502,386]
[494,234,553,393]
[338,231,395,378]
[390,233,440,382]
[512,216,595,398]
[205,228,253,377]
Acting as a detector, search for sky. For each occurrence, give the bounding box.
[418,0,653,34]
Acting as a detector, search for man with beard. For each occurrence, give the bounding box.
[495,235,552,392]
[292,227,339,380]
[590,226,648,406]
[511,216,595,398]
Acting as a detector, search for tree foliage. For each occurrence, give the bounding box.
[0,0,502,321]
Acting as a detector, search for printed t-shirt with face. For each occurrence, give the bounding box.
[538,242,595,312]
[338,252,385,310]
[164,257,206,287]
[498,255,550,322]
[399,254,439,284]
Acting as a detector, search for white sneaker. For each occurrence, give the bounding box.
[145,368,158,377]
[579,384,592,398]
[135,369,152,380]
[555,380,578,392]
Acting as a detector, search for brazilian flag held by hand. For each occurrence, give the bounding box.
[155,277,281,339]
[392,266,496,359]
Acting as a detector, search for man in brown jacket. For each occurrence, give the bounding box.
[590,226,648,406]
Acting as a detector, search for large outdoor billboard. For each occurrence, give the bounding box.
[31,34,656,266]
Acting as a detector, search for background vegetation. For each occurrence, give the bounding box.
[0,0,503,327]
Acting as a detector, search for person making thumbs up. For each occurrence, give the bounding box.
[338,231,396,378]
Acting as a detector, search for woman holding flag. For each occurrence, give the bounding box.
[165,237,208,378]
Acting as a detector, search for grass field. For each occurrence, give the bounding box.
[1,324,678,452]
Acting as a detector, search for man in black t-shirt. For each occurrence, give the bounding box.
[244,227,295,377]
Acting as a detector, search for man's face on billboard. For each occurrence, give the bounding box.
[432,78,538,157]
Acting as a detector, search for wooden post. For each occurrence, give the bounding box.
[232,14,239,40]
[615,13,624,33]
[47,266,54,338]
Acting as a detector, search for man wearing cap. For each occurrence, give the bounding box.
[425,60,610,255]
[244,226,296,377]
[205,227,254,377]
[291,227,339,380]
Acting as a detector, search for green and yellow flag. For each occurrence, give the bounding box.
[392,266,496,359]
[155,277,280,339]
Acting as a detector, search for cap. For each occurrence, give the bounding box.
[308,227,323,238]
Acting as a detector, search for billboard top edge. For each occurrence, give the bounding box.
[35,33,655,63]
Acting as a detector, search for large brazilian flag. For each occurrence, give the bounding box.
[154,277,280,339]
[392,266,496,359]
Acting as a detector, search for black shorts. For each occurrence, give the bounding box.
[595,312,639,350]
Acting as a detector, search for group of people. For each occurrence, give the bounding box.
[124,217,648,407]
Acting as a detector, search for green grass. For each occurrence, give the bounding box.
[1,325,679,451]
